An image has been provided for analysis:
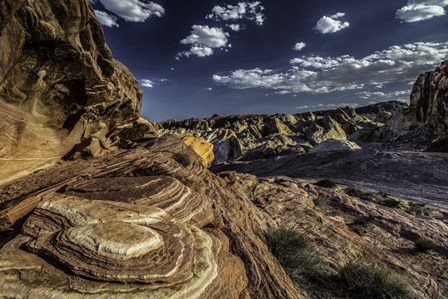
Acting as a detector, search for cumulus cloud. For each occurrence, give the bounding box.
[91,0,164,27]
[396,0,448,22]
[94,10,119,27]
[227,24,242,31]
[314,12,350,34]
[213,41,448,95]
[293,42,306,51]
[206,2,265,25]
[177,25,230,58]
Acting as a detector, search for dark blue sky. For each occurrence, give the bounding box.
[91,0,448,121]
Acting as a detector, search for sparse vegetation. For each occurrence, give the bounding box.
[414,238,436,252]
[313,195,330,208]
[266,227,327,281]
[345,188,402,208]
[173,152,191,167]
[406,202,432,217]
[315,179,338,189]
[349,215,375,236]
[339,263,410,299]
[381,197,401,208]
[313,195,338,216]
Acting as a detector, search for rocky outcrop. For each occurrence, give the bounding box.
[183,136,215,167]
[410,61,448,134]
[163,104,406,164]
[0,137,301,298]
[221,173,448,298]
[308,139,361,154]
[0,0,142,183]
[213,148,448,209]
[374,61,448,150]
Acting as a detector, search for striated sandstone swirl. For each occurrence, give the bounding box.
[0,0,142,183]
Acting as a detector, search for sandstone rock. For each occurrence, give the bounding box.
[162,106,400,164]
[309,140,361,154]
[0,0,142,183]
[183,136,215,167]
[0,136,301,298]
[410,61,448,134]
[223,173,448,298]
[373,62,448,148]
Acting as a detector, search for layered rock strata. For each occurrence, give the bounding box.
[0,0,142,182]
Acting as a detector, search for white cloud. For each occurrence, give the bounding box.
[213,41,448,95]
[91,0,164,26]
[141,79,155,88]
[206,2,265,25]
[94,10,119,27]
[227,24,242,31]
[396,0,447,23]
[314,12,350,34]
[177,25,230,58]
[293,42,306,51]
[140,78,167,88]
[357,90,410,102]
[296,102,360,111]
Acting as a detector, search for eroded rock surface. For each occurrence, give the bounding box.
[0,137,301,299]
[375,61,448,150]
[162,103,407,164]
[0,0,142,183]
[221,173,448,298]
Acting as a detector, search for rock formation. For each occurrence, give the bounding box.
[1,1,447,298]
[0,137,300,298]
[162,103,407,164]
[410,61,448,134]
[374,61,448,150]
[0,0,142,183]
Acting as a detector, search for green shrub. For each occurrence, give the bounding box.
[346,188,401,208]
[173,152,191,167]
[315,179,338,189]
[266,228,326,281]
[313,196,330,208]
[381,197,401,208]
[406,203,432,217]
[339,263,410,299]
[414,238,436,252]
[350,215,375,236]
[346,188,377,202]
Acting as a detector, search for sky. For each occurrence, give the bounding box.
[90,0,448,121]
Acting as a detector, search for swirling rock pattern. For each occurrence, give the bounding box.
[0,0,142,183]
[65,176,214,227]
[1,192,243,298]
[0,136,300,298]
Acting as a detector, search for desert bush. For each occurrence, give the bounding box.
[315,179,338,189]
[266,227,326,281]
[406,202,432,217]
[381,197,401,208]
[346,188,377,202]
[414,238,436,252]
[313,196,330,208]
[349,215,375,236]
[173,152,191,167]
[339,263,410,299]
[346,188,401,208]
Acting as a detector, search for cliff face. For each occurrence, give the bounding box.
[410,61,448,134]
[0,0,142,182]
